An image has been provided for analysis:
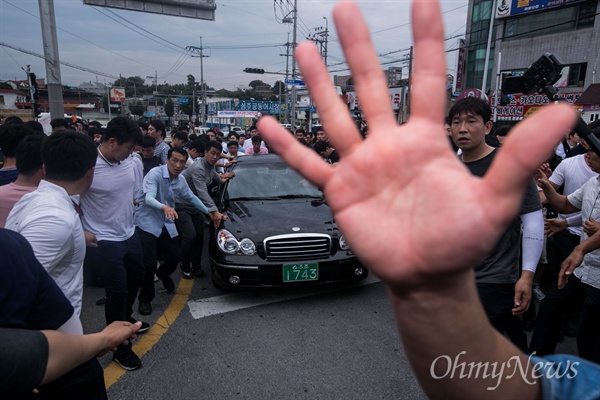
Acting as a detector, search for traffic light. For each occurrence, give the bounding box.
[30,73,39,100]
[243,68,265,74]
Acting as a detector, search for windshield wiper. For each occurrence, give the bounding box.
[227,196,280,201]
[273,194,322,199]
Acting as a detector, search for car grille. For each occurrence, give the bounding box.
[264,233,332,261]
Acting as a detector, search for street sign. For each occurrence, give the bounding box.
[285,78,305,86]
[83,0,216,21]
[178,97,189,104]
[110,87,125,103]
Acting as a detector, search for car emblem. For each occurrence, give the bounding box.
[292,227,300,232]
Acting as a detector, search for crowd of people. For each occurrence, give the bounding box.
[2,0,600,398]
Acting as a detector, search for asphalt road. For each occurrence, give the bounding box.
[81,272,427,400]
[80,259,578,400]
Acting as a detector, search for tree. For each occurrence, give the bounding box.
[248,80,268,89]
[165,98,175,124]
[273,80,285,95]
[129,100,145,118]
[187,74,196,88]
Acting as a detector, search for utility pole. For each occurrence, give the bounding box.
[481,0,497,96]
[279,33,291,124]
[38,0,64,120]
[146,72,158,117]
[26,65,36,121]
[280,0,298,128]
[186,39,210,126]
[399,46,413,123]
[308,19,329,66]
[322,17,328,67]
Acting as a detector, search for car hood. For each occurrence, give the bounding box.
[223,198,337,240]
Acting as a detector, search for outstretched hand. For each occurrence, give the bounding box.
[258,1,576,295]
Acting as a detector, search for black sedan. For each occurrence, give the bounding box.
[209,154,368,289]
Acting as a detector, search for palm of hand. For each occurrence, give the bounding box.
[319,121,512,290]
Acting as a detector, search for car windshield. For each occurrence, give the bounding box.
[225,162,322,200]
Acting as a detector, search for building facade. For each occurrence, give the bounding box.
[460,0,599,121]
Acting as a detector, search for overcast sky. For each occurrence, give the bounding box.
[0,0,469,92]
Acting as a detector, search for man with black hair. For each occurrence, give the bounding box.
[243,125,265,150]
[139,135,161,175]
[227,140,244,159]
[135,148,213,313]
[313,140,339,164]
[0,123,36,186]
[449,97,544,351]
[245,135,269,155]
[0,134,46,227]
[24,120,45,134]
[79,116,147,371]
[184,138,204,168]
[88,120,102,129]
[179,141,229,278]
[137,121,148,135]
[3,115,23,125]
[88,127,104,146]
[50,118,69,132]
[148,120,169,164]
[170,130,189,149]
[6,131,97,316]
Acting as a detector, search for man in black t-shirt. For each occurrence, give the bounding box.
[449,97,545,351]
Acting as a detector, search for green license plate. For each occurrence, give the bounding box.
[282,263,319,282]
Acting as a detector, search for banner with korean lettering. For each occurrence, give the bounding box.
[236,101,285,115]
[217,111,262,118]
[347,88,405,111]
[490,91,582,121]
[495,0,588,19]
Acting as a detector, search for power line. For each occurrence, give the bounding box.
[0,41,118,79]
[3,0,160,72]
[103,8,186,52]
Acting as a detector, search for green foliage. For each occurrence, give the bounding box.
[165,98,175,118]
[272,80,285,95]
[129,100,145,117]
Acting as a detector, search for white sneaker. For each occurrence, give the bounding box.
[532,285,545,301]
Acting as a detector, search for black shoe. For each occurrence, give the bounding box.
[128,318,150,333]
[113,350,142,371]
[181,263,193,280]
[157,271,175,292]
[138,301,152,316]
[193,268,205,278]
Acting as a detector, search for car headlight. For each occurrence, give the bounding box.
[217,229,256,255]
[339,235,350,251]
[239,238,256,255]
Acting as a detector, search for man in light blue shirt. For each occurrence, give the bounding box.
[134,147,212,315]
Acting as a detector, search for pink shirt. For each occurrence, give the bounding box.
[245,147,269,155]
[0,183,37,227]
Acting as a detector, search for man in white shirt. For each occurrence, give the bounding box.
[80,117,147,371]
[6,131,97,317]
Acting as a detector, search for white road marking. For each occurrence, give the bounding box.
[187,274,381,319]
